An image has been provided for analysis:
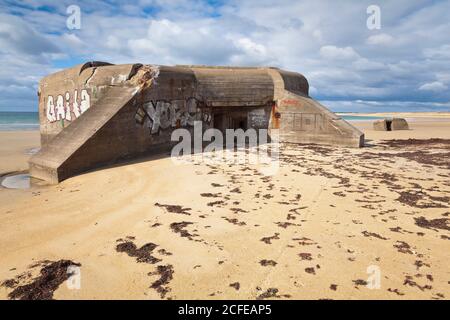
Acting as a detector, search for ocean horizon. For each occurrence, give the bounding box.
[0,111,387,131]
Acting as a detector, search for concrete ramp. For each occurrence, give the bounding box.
[274,90,364,147]
[29,86,139,183]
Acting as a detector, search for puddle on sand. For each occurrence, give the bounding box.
[25,147,40,155]
[1,174,31,189]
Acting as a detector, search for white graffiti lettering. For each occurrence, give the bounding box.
[46,96,56,122]
[55,95,65,121]
[137,98,209,135]
[80,89,90,114]
[72,90,81,118]
[46,89,90,123]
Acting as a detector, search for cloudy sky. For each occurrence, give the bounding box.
[0,0,449,112]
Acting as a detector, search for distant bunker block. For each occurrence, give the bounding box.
[373,119,388,131]
[373,118,409,131]
[29,62,365,184]
[391,118,409,130]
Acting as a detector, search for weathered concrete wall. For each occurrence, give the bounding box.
[30,62,364,183]
[189,66,274,107]
[58,96,211,182]
[267,68,363,147]
[273,93,363,147]
[38,62,141,145]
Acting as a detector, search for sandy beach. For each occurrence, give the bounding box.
[0,131,40,176]
[0,118,449,300]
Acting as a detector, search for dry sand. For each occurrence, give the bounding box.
[0,120,449,300]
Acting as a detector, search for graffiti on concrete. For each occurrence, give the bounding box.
[248,108,270,128]
[280,99,301,106]
[283,112,325,131]
[135,97,211,134]
[46,89,90,123]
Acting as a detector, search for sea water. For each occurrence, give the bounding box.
[0,112,39,131]
[339,115,385,121]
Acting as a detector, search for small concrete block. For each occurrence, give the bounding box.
[373,119,387,131]
[391,118,409,130]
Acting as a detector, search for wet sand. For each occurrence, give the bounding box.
[0,131,40,176]
[0,120,449,300]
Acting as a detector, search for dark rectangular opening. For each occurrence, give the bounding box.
[386,119,392,131]
[212,111,248,132]
[230,115,248,131]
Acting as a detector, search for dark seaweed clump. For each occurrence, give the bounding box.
[116,241,161,264]
[1,260,81,300]
[149,265,174,299]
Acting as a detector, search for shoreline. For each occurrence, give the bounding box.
[337,112,450,119]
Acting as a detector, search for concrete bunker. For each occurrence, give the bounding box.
[373,118,409,131]
[29,62,364,184]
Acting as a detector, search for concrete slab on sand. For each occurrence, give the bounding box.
[373,118,409,131]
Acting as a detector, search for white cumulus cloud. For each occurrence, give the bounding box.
[366,33,394,45]
[419,81,448,92]
[319,46,360,61]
